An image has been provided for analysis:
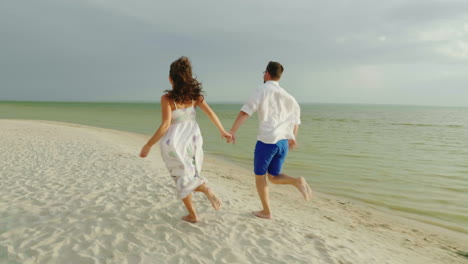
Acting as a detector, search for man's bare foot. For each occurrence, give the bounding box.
[297,177,312,201]
[252,210,272,219]
[205,187,221,211]
[182,215,198,223]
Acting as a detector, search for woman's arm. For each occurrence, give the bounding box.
[196,98,231,140]
[140,95,172,158]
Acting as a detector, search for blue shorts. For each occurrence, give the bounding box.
[254,139,288,176]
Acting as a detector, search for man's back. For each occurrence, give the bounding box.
[241,80,301,144]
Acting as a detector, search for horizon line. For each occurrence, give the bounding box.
[1,100,467,108]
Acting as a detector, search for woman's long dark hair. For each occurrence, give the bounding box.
[165,56,204,103]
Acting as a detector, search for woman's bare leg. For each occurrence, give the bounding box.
[181,194,198,223]
[194,183,221,211]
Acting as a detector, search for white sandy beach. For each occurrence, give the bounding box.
[0,119,467,264]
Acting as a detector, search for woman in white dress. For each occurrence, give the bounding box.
[140,56,231,223]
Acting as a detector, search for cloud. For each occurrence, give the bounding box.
[386,0,468,23]
[437,41,468,59]
[1,0,468,106]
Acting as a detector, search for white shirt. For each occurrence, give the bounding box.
[241,80,301,144]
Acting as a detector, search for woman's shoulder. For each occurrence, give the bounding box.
[161,94,174,106]
[193,96,205,106]
[161,93,171,101]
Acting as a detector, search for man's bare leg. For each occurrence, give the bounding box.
[181,194,198,223]
[268,173,312,201]
[253,174,272,219]
[194,183,221,211]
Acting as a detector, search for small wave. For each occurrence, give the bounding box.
[390,123,464,128]
[311,118,361,123]
[441,187,468,193]
[337,154,371,159]
[394,123,434,127]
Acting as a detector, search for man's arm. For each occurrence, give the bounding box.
[228,111,250,144]
[289,124,299,150]
[289,99,301,150]
[293,124,299,138]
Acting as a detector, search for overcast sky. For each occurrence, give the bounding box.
[1,0,468,106]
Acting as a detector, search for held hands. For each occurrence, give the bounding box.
[226,130,236,144]
[221,130,233,143]
[139,144,152,158]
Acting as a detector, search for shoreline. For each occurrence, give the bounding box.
[2,100,468,108]
[3,119,468,237]
[12,119,468,235]
[1,119,467,263]
[205,155,468,245]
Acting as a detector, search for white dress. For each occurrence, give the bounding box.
[160,102,205,199]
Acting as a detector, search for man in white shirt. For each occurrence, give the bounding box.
[228,61,312,219]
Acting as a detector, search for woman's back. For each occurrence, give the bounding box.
[169,100,198,125]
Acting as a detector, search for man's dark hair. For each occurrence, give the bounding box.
[266,61,284,80]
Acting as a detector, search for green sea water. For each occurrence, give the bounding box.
[1,101,467,234]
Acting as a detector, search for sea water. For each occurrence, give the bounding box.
[1,101,467,233]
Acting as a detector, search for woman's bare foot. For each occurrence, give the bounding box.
[297,177,312,201]
[252,210,272,219]
[305,181,313,198]
[182,215,198,223]
[205,187,221,211]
